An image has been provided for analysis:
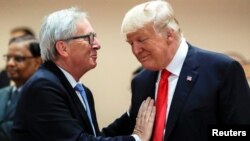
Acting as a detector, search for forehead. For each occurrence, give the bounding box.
[8,42,31,55]
[126,24,155,39]
[75,19,94,34]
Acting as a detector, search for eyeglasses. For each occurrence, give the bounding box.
[3,55,34,63]
[63,32,97,45]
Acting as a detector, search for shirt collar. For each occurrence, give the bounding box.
[57,66,79,88]
[12,86,22,93]
[167,38,188,76]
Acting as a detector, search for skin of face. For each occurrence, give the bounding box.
[126,24,178,71]
[55,19,101,80]
[6,42,41,87]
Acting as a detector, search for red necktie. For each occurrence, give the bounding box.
[153,69,170,141]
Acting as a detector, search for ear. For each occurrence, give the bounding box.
[55,41,69,57]
[164,28,176,45]
[166,29,175,40]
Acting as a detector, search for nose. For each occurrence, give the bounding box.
[132,42,143,55]
[92,38,101,50]
[6,57,16,66]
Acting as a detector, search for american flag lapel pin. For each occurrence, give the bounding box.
[186,75,192,82]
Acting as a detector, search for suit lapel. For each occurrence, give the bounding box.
[165,46,200,140]
[144,70,158,99]
[133,70,158,115]
[43,61,95,134]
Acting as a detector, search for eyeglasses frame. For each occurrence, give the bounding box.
[3,54,35,63]
[62,32,96,45]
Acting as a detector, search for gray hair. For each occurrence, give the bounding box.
[39,7,88,61]
[121,0,182,37]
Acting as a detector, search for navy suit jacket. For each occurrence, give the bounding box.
[0,86,20,141]
[130,44,250,141]
[12,61,134,141]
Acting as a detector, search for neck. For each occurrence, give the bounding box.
[54,60,83,82]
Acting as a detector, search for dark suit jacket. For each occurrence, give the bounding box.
[130,44,250,141]
[12,61,134,141]
[0,86,21,141]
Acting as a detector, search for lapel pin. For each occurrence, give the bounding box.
[186,76,192,81]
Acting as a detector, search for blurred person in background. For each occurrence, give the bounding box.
[0,35,41,141]
[0,27,36,89]
[10,27,35,39]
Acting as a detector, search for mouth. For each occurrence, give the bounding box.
[6,67,16,73]
[6,69,17,77]
[139,54,150,62]
[91,54,97,60]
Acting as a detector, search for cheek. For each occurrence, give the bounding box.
[22,69,37,81]
[79,45,92,55]
[74,50,92,67]
[20,62,35,74]
[13,66,26,78]
[132,48,137,55]
[80,50,91,61]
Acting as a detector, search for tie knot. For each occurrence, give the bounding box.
[11,89,19,99]
[161,69,171,80]
[74,83,84,93]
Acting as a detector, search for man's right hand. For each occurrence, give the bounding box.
[133,97,156,141]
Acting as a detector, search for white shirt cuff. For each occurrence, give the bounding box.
[131,134,141,141]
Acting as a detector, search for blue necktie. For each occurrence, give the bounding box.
[74,83,96,136]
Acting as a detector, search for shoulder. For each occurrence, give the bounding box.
[188,44,235,67]
[0,86,12,101]
[21,64,62,98]
[27,62,62,85]
[188,44,245,79]
[0,86,12,94]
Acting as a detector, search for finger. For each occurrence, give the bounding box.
[137,97,153,125]
[144,98,155,121]
[140,97,151,121]
[137,100,145,118]
[144,97,151,108]
[141,98,151,115]
[149,106,156,124]
[146,106,156,139]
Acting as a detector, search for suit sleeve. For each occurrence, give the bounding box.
[101,112,134,137]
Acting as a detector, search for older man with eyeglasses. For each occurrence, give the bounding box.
[11,7,155,141]
[0,35,42,141]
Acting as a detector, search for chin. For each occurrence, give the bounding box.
[91,63,97,68]
[142,64,161,71]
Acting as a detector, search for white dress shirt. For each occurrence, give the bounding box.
[155,38,188,135]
